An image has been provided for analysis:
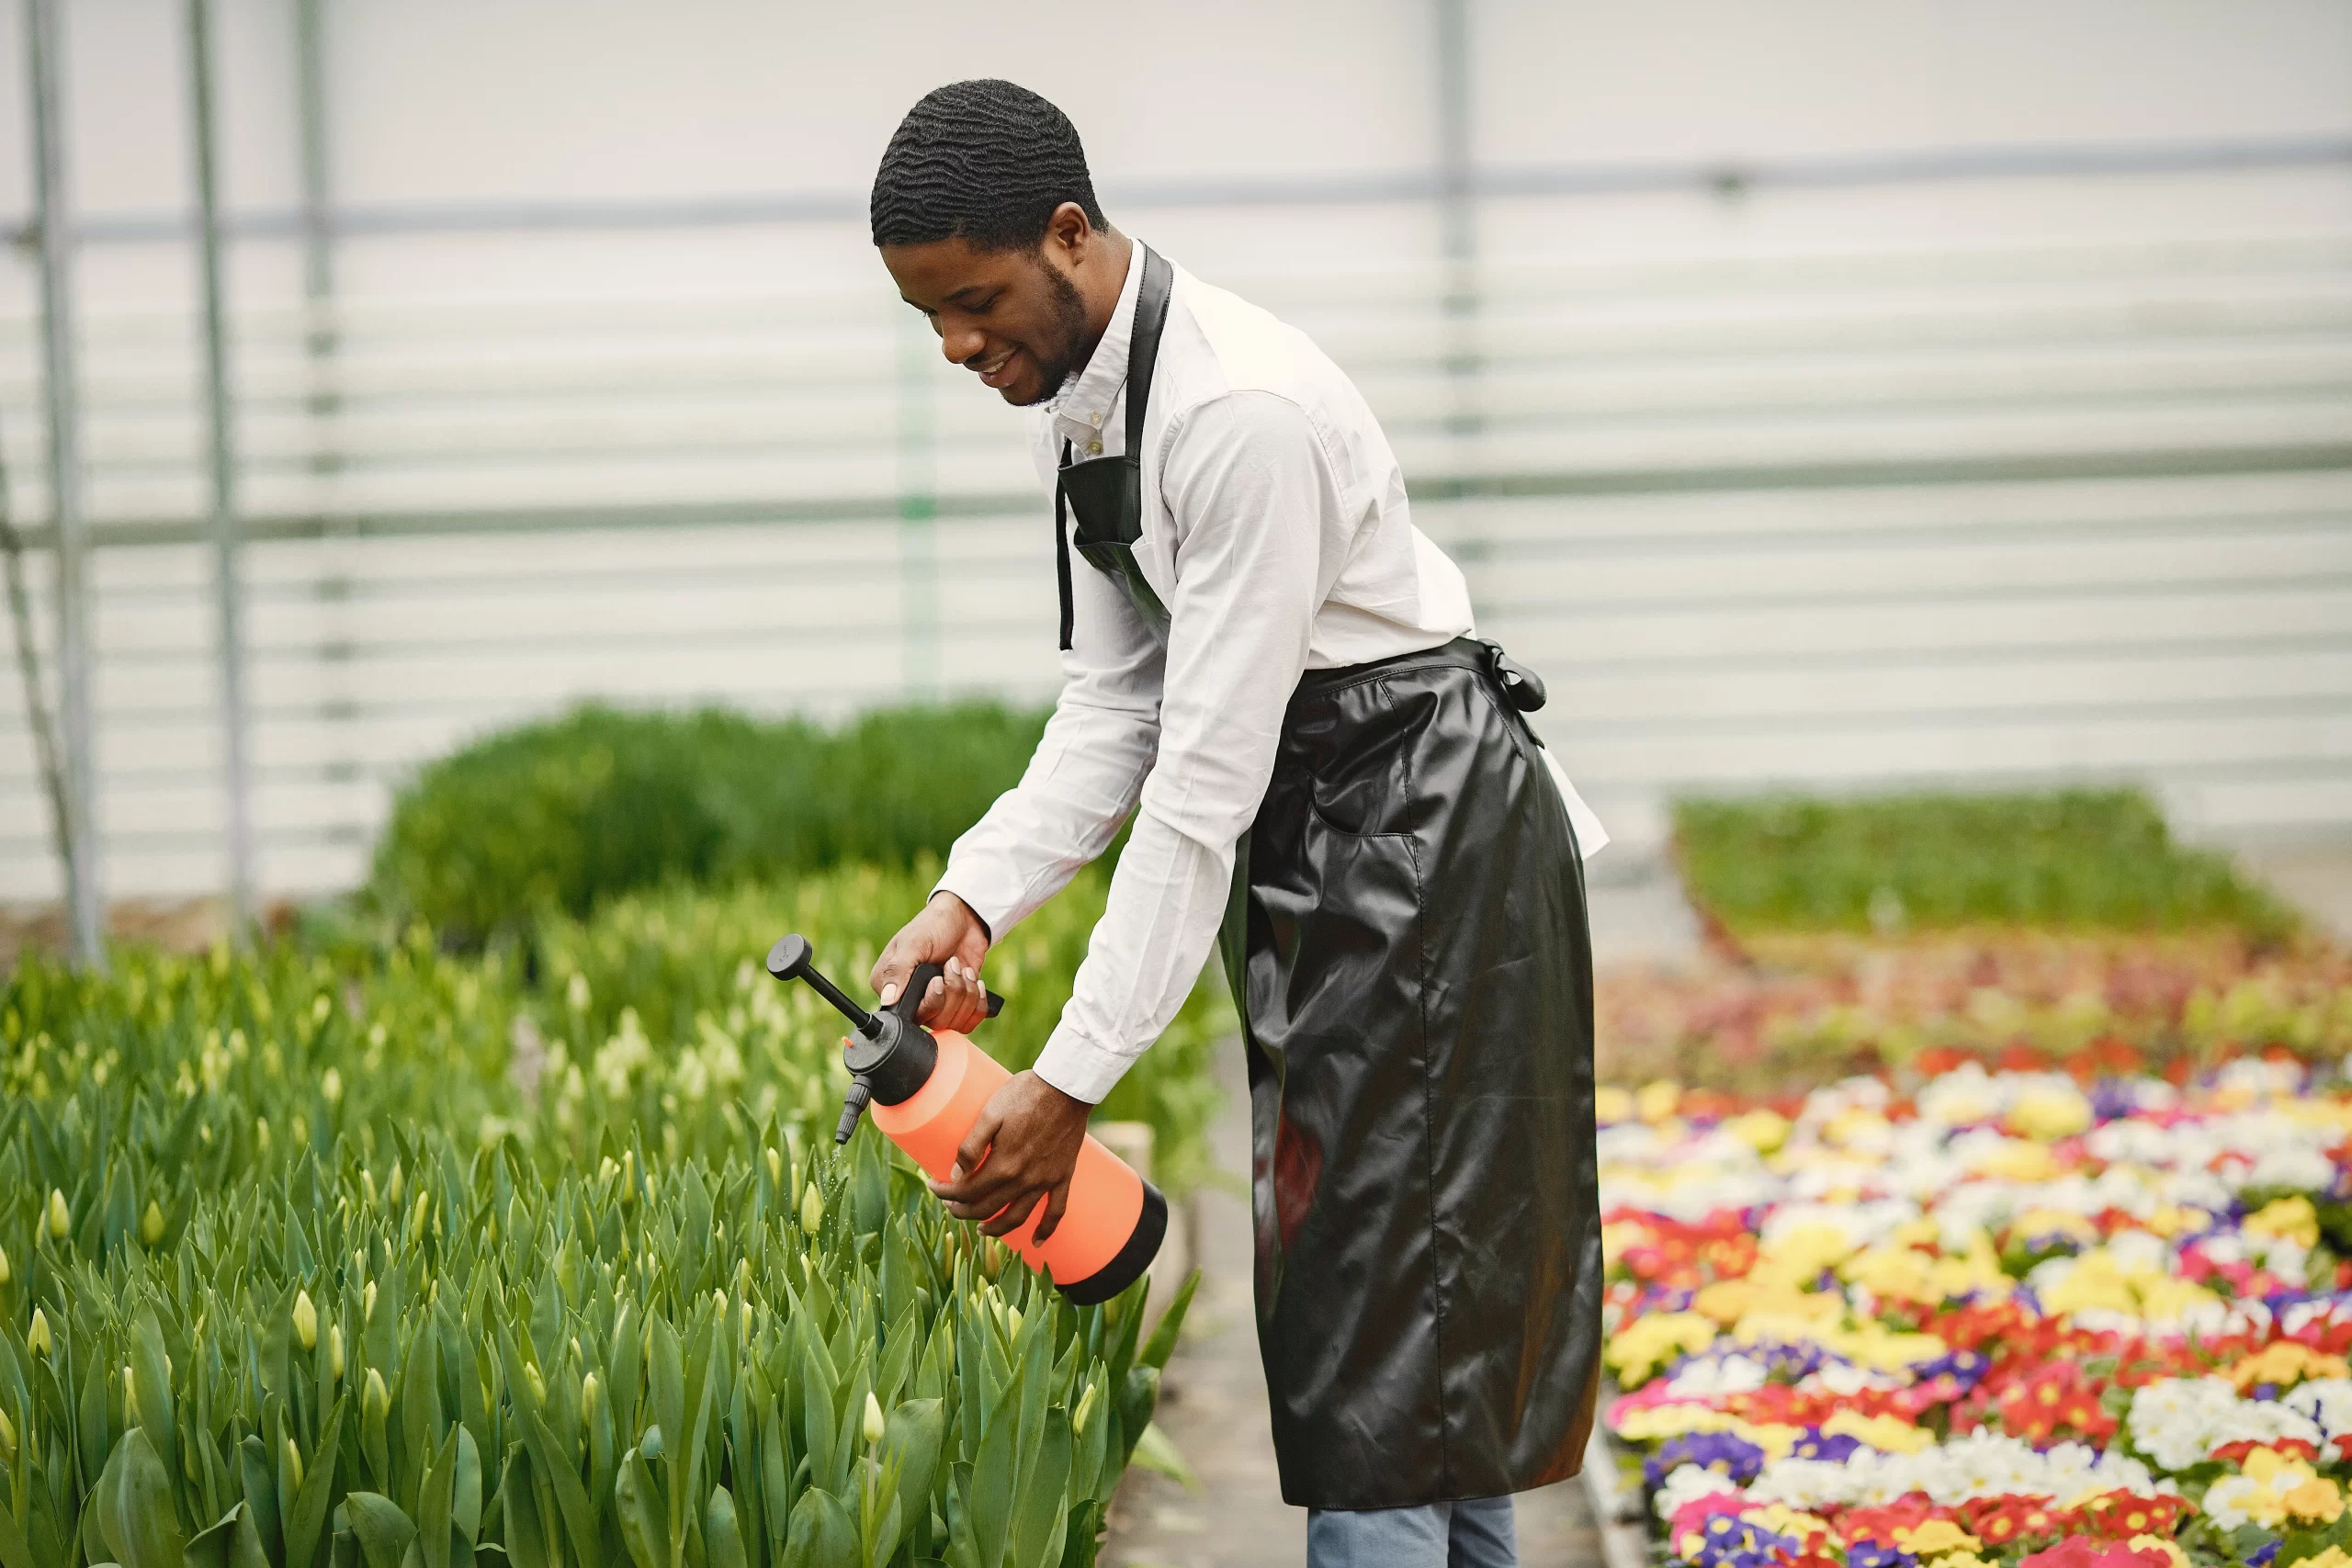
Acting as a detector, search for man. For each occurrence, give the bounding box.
[865,79,1606,1565]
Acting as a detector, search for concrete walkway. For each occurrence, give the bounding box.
[1102,863,1700,1568]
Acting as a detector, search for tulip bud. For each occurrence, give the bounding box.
[864,1392,886,1448]
[292,1290,319,1351]
[364,1367,390,1420]
[1005,1305,1023,1340]
[582,1371,601,1415]
[254,1116,271,1152]
[0,1243,10,1286]
[525,1362,546,1404]
[27,1308,51,1359]
[799,1183,824,1236]
[46,1190,69,1241]
[122,1364,135,1408]
[764,1146,783,1188]
[597,1156,618,1185]
[284,1436,304,1493]
[385,1162,403,1211]
[320,1067,343,1105]
[328,1324,345,1380]
[1072,1382,1098,1435]
[0,1404,14,1463]
[620,1149,638,1204]
[141,1201,164,1247]
[363,1280,378,1320]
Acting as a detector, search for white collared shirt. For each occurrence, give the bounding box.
[937,241,1600,1103]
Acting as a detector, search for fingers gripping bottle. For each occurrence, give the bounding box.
[764,935,1167,1304]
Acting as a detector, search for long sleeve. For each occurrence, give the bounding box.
[933,516,1167,941]
[1030,390,1338,1103]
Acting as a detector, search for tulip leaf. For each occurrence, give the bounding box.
[702,1489,747,1568]
[284,1393,347,1568]
[186,1505,270,1568]
[1135,1272,1198,1373]
[520,1408,599,1568]
[130,1310,179,1497]
[417,1427,455,1568]
[336,1496,416,1568]
[780,1489,855,1568]
[612,1448,667,1568]
[880,1398,946,1535]
[1010,1408,1069,1568]
[237,1436,283,1566]
[494,1453,548,1568]
[103,1427,183,1568]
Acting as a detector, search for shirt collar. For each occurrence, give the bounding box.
[1048,240,1147,451]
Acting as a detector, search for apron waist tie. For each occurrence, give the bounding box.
[1289,636,1546,717]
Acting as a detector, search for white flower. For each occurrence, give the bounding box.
[1655,1462,1743,1519]
[2285,1377,2352,1441]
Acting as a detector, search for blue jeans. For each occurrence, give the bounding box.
[1306,1496,1517,1568]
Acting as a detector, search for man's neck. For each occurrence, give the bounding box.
[1076,229,1136,366]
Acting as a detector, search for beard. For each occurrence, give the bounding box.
[1011,260,1091,407]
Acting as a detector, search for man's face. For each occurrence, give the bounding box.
[883,235,1091,407]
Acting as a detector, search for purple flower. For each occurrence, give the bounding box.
[1847,1546,1918,1568]
[1645,1430,1768,1489]
[2247,1542,2281,1568]
[1787,1429,1864,1463]
[1909,1349,1990,1390]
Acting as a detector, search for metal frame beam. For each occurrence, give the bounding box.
[187,0,256,932]
[24,0,104,963]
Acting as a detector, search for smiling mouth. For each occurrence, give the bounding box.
[974,351,1021,389]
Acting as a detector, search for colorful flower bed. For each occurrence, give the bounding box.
[1600,1051,2352,1568]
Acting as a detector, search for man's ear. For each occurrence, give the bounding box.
[1043,201,1095,265]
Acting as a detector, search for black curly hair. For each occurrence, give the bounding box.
[871,79,1109,252]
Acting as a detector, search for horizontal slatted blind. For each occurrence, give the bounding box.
[2,229,2347,900]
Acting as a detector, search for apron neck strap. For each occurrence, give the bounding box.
[1125,244,1174,468]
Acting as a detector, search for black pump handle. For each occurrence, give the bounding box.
[894,962,1007,1028]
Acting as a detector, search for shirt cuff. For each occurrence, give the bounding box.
[933,863,1021,946]
[1031,1021,1134,1106]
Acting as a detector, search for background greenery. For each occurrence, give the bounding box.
[1671,787,2301,942]
[368,703,1050,947]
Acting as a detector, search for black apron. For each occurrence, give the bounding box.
[1057,246,1602,1510]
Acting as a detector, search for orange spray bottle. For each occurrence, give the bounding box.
[765,935,1167,1303]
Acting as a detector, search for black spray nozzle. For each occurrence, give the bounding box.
[766,935,1007,1146]
[764,935,881,1036]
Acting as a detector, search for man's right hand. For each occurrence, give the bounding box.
[871,891,992,1033]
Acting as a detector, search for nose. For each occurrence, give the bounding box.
[939,320,986,367]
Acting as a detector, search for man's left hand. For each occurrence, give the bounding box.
[931,1069,1093,1242]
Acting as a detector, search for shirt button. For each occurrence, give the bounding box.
[1089,412,1102,426]
[1088,441,1103,455]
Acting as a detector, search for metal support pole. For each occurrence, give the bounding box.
[1434,0,1482,443]
[187,0,256,933]
[896,313,940,699]
[25,0,104,964]
[295,0,339,423]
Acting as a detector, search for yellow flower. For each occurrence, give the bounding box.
[1894,1520,1980,1555]
[2007,1087,2091,1141]
[2284,1475,2345,1525]
[1636,1080,1679,1122]
[2290,1549,2352,1568]
[1595,1086,1634,1123]
[1602,1312,1718,1386]
[2230,1341,2348,1393]
[1725,1110,1790,1154]
[2247,1196,2322,1250]
[1823,1410,1936,1455]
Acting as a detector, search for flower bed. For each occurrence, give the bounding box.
[1600,1055,2352,1567]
